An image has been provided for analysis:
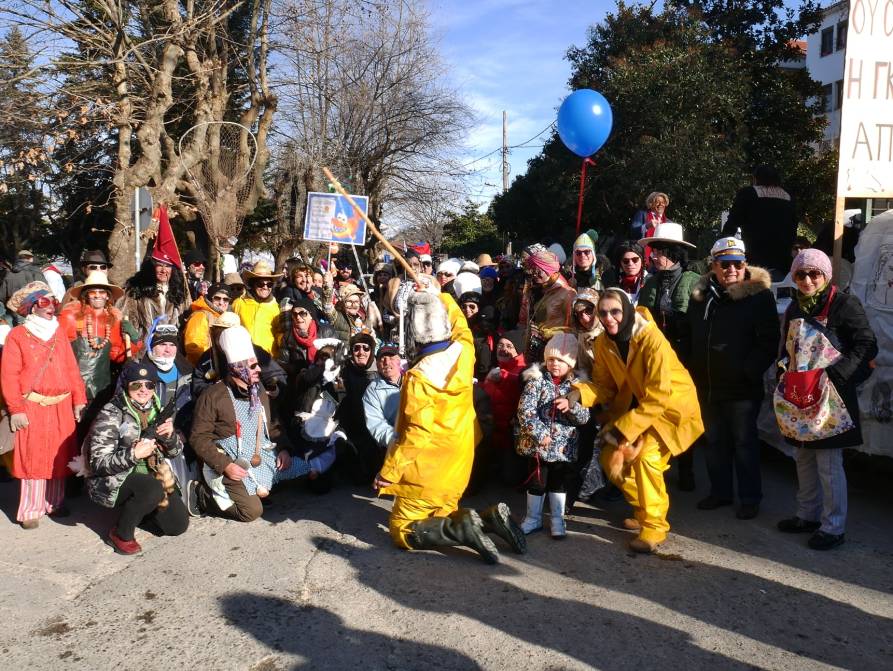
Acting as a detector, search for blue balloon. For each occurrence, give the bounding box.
[556,89,613,158]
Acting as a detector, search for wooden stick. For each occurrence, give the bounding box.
[321,167,419,282]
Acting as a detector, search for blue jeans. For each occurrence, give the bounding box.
[703,399,762,505]
[794,447,847,535]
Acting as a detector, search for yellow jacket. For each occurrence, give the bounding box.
[379,293,481,505]
[573,308,703,456]
[183,296,218,366]
[232,295,280,354]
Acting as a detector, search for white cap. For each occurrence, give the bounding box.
[217,325,255,364]
[420,253,433,263]
[452,271,482,298]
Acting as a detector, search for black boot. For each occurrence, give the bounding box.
[406,509,500,564]
[479,502,527,554]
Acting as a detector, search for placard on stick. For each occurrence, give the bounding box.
[303,192,369,246]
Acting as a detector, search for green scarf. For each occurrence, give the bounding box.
[796,282,830,315]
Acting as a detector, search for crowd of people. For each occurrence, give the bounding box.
[0,196,879,561]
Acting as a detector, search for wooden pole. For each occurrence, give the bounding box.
[321,167,419,282]
[831,195,845,285]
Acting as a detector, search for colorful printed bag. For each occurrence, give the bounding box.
[773,286,855,441]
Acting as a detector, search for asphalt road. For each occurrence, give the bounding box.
[1,450,891,671]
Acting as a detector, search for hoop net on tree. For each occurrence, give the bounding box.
[179,121,257,272]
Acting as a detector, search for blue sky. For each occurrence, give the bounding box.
[427,0,616,205]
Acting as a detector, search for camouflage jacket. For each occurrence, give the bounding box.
[83,394,183,508]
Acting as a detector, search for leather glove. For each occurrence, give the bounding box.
[9,413,29,432]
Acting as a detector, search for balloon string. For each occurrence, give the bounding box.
[576,157,596,237]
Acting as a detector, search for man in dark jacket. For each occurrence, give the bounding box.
[722,165,797,279]
[0,250,45,320]
[687,237,780,519]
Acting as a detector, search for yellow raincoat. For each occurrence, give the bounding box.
[573,308,703,545]
[379,293,481,547]
[232,295,280,354]
[183,296,219,365]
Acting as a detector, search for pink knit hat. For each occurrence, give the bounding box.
[791,248,832,279]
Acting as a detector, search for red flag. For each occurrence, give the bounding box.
[410,241,431,256]
[150,204,183,269]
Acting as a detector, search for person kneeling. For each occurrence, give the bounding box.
[83,361,189,555]
[373,284,526,563]
[189,325,334,521]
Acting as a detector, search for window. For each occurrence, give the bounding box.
[835,80,844,110]
[836,21,847,51]
[821,83,833,113]
[820,27,834,56]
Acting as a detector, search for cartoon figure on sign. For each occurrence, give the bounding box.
[868,245,893,310]
[330,203,362,243]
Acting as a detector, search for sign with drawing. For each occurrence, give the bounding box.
[836,2,893,197]
[303,192,368,246]
[867,243,893,311]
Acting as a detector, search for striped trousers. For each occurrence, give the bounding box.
[17,478,65,522]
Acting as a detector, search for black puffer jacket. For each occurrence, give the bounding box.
[274,320,337,383]
[687,266,780,403]
[779,287,878,449]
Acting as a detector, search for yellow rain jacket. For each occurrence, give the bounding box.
[183,296,219,366]
[379,294,481,506]
[232,295,280,354]
[573,308,703,455]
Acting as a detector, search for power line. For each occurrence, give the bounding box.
[459,120,554,170]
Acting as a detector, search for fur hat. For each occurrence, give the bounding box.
[543,332,578,367]
[218,325,255,364]
[409,292,451,345]
[452,271,482,299]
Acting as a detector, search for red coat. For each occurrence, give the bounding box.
[481,353,527,451]
[58,302,127,363]
[0,325,86,479]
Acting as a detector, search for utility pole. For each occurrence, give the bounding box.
[502,110,509,192]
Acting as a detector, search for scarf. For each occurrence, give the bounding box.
[796,282,831,316]
[229,360,261,410]
[149,352,176,372]
[498,352,527,376]
[293,318,318,361]
[24,315,59,342]
[619,271,643,296]
[604,290,636,362]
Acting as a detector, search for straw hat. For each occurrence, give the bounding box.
[69,271,124,302]
[241,260,283,282]
[211,311,242,329]
[640,222,696,249]
[476,253,497,268]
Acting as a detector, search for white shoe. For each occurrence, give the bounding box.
[520,493,544,534]
[549,492,567,539]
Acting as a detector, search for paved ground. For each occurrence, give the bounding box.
[1,450,892,671]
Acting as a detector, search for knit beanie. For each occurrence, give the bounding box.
[548,243,567,266]
[573,233,595,252]
[409,292,451,345]
[499,329,525,355]
[543,332,578,368]
[791,248,832,280]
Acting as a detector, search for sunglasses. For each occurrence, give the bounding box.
[211,294,230,302]
[422,261,433,266]
[293,309,311,318]
[190,262,206,267]
[719,260,745,270]
[574,249,593,256]
[436,272,454,278]
[255,281,275,288]
[155,324,178,337]
[127,381,154,391]
[598,308,624,319]
[85,289,109,297]
[575,304,595,315]
[249,362,261,370]
[621,256,641,264]
[352,344,371,353]
[86,263,108,271]
[794,269,824,281]
[35,296,58,309]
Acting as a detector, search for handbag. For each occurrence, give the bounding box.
[773,287,855,441]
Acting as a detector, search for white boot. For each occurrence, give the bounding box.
[549,492,567,539]
[520,493,544,534]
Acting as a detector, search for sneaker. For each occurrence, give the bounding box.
[107,528,142,555]
[736,504,759,520]
[697,496,733,510]
[777,517,821,533]
[185,480,206,518]
[808,531,845,550]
